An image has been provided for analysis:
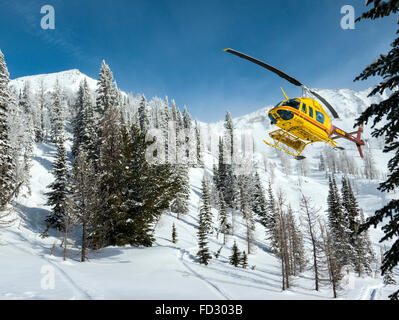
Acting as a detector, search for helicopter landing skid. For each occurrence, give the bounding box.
[263,129,312,160]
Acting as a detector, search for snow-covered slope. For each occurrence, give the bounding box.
[1,70,398,300]
[10,69,97,96]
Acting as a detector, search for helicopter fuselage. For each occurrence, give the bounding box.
[268,97,333,143]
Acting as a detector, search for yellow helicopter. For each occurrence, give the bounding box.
[224,48,365,160]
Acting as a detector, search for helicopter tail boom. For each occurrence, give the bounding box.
[330,125,365,158]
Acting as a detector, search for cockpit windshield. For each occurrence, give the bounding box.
[283,99,300,110]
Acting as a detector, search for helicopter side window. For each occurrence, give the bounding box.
[316,111,325,124]
[301,103,307,114]
[309,107,314,118]
[284,99,300,110]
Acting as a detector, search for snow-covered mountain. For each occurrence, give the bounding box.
[10,69,98,96]
[1,70,397,300]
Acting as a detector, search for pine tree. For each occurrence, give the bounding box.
[327,175,353,269]
[92,122,180,248]
[96,60,117,117]
[36,80,47,142]
[172,223,178,244]
[197,178,212,265]
[50,81,64,143]
[45,125,70,232]
[240,250,248,269]
[265,180,277,238]
[217,136,236,208]
[19,83,34,193]
[91,102,122,247]
[384,270,397,285]
[252,172,268,226]
[224,111,234,158]
[229,241,241,267]
[195,121,203,167]
[200,175,213,234]
[72,80,96,160]
[70,150,99,261]
[218,192,229,245]
[138,95,150,132]
[170,164,190,219]
[341,176,375,275]
[0,50,16,210]
[355,0,399,299]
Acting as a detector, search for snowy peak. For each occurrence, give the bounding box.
[9,69,98,95]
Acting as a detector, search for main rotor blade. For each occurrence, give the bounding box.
[308,89,340,119]
[224,48,303,87]
[224,48,340,119]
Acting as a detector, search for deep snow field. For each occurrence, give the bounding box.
[0,136,397,300]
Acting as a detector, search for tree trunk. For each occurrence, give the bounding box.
[81,221,87,262]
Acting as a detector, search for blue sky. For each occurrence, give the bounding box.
[0,0,397,122]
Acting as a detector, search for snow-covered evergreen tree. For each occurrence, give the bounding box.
[217,192,229,245]
[95,60,117,117]
[200,175,213,235]
[197,175,213,265]
[72,79,97,160]
[45,123,70,232]
[0,50,16,210]
[170,164,190,218]
[286,205,307,275]
[50,81,64,143]
[138,95,150,132]
[229,241,241,267]
[327,175,353,270]
[355,1,399,299]
[251,172,268,226]
[70,150,99,262]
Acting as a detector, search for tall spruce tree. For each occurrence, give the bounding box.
[252,172,268,226]
[341,176,375,275]
[70,150,99,261]
[112,124,179,247]
[200,175,213,235]
[72,79,96,160]
[197,175,213,265]
[218,192,229,245]
[355,0,399,300]
[138,95,150,132]
[0,50,16,210]
[170,163,190,219]
[50,81,64,143]
[327,175,353,269]
[45,124,70,232]
[96,60,116,117]
[229,241,241,267]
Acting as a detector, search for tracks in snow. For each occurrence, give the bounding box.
[178,248,232,300]
[7,238,92,300]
